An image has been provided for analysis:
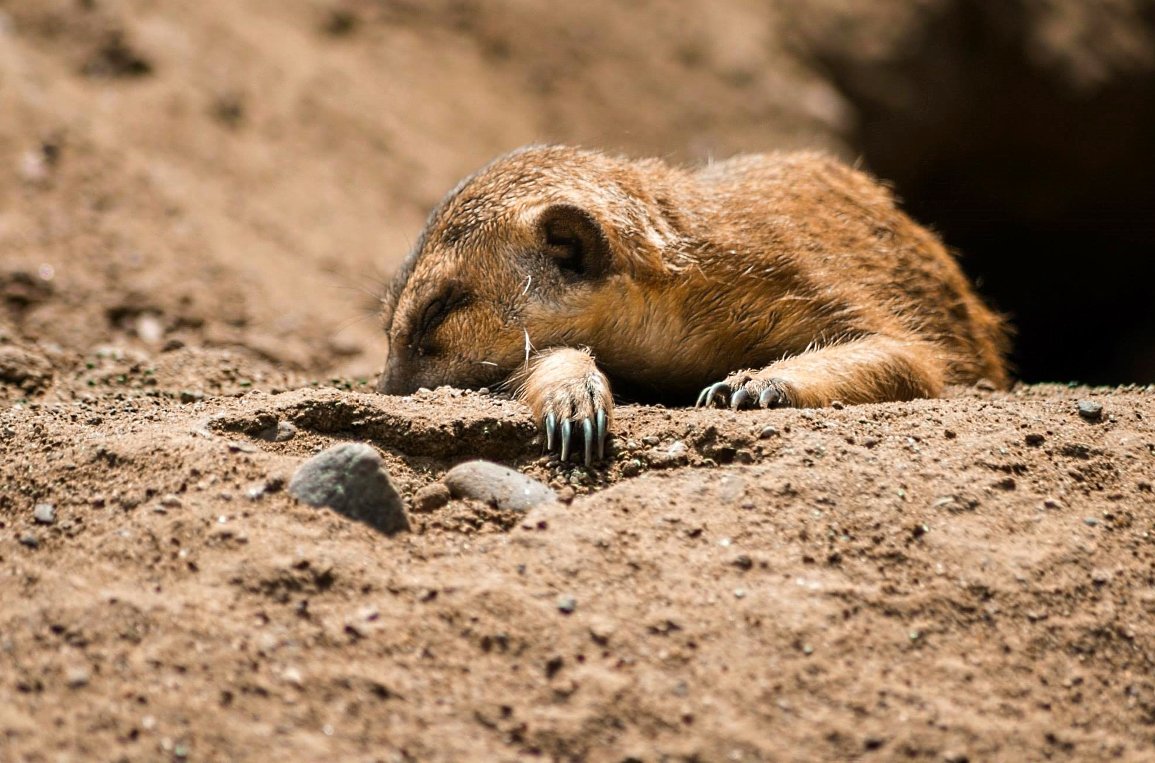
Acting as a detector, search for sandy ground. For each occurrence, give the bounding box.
[3,1,1155,761]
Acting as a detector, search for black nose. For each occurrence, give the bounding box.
[376,356,414,395]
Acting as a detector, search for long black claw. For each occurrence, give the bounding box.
[583,418,594,466]
[596,409,607,461]
[545,412,557,451]
[759,386,783,408]
[560,419,573,462]
[731,388,751,410]
[704,382,730,408]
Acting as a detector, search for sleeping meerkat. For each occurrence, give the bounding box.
[378,145,1009,464]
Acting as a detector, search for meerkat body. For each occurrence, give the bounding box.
[379,146,1008,463]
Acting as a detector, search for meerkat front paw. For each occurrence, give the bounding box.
[696,374,793,410]
[518,348,613,465]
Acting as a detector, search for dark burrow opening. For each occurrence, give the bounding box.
[804,0,1155,384]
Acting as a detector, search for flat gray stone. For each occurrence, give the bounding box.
[442,460,555,513]
[289,443,408,534]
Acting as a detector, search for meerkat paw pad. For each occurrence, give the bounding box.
[696,376,791,410]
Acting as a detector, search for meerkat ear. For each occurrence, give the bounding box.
[537,204,611,280]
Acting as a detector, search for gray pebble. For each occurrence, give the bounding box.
[19,533,39,548]
[179,390,205,404]
[289,443,409,534]
[758,425,780,439]
[33,503,56,524]
[442,460,554,512]
[260,420,297,442]
[1077,400,1103,422]
[411,482,451,513]
[557,595,577,614]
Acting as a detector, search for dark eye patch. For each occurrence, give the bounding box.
[411,283,471,357]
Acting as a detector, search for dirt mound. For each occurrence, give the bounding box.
[3,1,1155,760]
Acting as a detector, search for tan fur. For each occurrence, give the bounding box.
[378,145,1010,461]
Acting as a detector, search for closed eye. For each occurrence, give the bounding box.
[412,284,471,356]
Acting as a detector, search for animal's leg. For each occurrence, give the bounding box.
[697,334,946,409]
[517,347,613,465]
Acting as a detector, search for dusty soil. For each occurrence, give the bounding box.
[3,1,1155,762]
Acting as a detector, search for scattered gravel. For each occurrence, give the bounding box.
[0,346,54,393]
[33,503,56,524]
[442,460,555,512]
[289,443,409,534]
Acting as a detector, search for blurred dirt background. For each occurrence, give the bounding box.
[1,0,1154,761]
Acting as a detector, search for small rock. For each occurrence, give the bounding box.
[557,595,577,614]
[179,390,204,404]
[1091,568,1113,585]
[1083,517,1100,527]
[65,666,91,688]
[1024,433,1045,446]
[619,459,643,477]
[159,494,182,508]
[281,666,304,687]
[758,425,780,439]
[442,460,555,512]
[1077,400,1103,422]
[135,314,164,344]
[556,485,576,504]
[645,440,689,469]
[975,378,997,391]
[33,503,56,524]
[831,400,845,410]
[289,443,409,534]
[411,482,451,513]
[588,617,615,645]
[259,420,297,442]
[1043,497,1064,510]
[19,533,39,548]
[227,441,257,454]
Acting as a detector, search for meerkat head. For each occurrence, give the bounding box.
[376,146,680,396]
